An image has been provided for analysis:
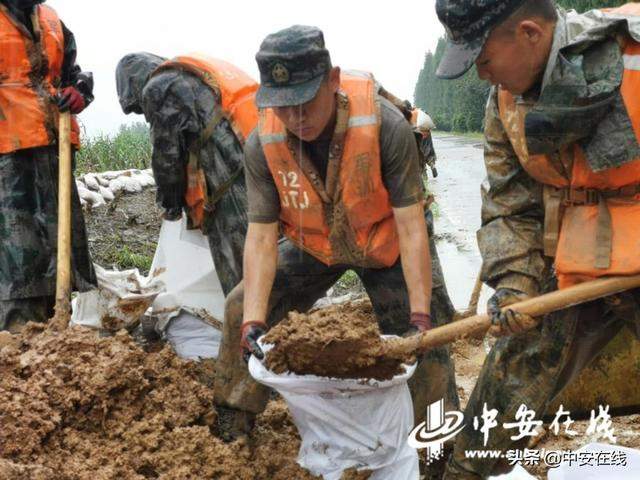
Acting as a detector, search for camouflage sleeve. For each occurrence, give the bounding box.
[142,72,206,211]
[477,88,546,297]
[60,21,93,104]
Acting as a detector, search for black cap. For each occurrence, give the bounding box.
[435,0,527,79]
[255,25,332,108]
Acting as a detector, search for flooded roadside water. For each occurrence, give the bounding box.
[430,133,492,313]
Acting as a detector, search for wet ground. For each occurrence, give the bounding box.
[74,134,640,479]
[430,133,492,312]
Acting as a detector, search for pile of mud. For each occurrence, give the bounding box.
[0,324,318,479]
[263,302,414,381]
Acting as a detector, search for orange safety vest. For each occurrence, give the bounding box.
[259,71,400,268]
[498,4,640,289]
[0,4,80,153]
[153,54,258,228]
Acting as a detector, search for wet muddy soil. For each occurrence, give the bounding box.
[264,302,412,381]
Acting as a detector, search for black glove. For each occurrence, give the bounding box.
[487,288,538,337]
[162,207,182,221]
[158,185,185,221]
[241,321,267,363]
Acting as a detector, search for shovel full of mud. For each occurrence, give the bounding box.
[248,305,420,480]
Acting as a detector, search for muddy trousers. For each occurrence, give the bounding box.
[0,296,54,332]
[214,224,459,426]
[445,291,640,479]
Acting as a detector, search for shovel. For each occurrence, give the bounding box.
[49,111,73,331]
[382,273,640,360]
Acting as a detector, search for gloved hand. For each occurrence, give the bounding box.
[241,321,267,363]
[403,312,432,337]
[487,288,539,337]
[57,86,86,114]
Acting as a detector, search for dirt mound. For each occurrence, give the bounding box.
[263,302,413,381]
[0,323,314,479]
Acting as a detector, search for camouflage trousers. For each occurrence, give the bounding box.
[214,210,459,426]
[446,289,640,479]
[0,296,54,332]
[202,184,248,297]
[0,147,96,329]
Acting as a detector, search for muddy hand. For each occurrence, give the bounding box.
[240,321,267,362]
[488,288,539,337]
[403,312,433,337]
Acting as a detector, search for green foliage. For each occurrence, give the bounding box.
[414,38,490,133]
[414,0,628,133]
[110,246,153,273]
[76,122,152,175]
[557,0,626,10]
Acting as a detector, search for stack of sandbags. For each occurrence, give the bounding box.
[75,168,155,208]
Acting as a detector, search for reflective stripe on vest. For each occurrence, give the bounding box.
[498,3,640,289]
[0,4,80,153]
[258,71,399,268]
[152,55,258,229]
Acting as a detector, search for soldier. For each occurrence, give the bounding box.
[435,0,640,478]
[0,0,96,331]
[116,53,255,295]
[213,25,459,456]
[412,108,438,178]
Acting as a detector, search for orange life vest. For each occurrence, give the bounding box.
[259,71,400,268]
[0,4,80,153]
[498,4,640,289]
[153,54,258,228]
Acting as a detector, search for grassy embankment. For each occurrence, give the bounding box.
[78,123,154,272]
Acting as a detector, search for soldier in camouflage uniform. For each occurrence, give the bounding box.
[435,0,640,477]
[116,53,249,295]
[213,26,459,457]
[0,0,96,331]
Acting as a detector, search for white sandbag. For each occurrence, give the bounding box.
[101,170,126,180]
[150,215,226,334]
[77,183,105,207]
[83,173,100,191]
[120,176,142,193]
[96,174,110,187]
[488,465,536,480]
[165,310,222,360]
[99,185,115,202]
[134,171,155,188]
[249,338,419,480]
[71,264,164,331]
[108,177,125,194]
[548,443,640,480]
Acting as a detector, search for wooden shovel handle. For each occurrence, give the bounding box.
[384,274,640,358]
[50,111,72,330]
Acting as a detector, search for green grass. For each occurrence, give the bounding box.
[336,270,360,291]
[111,246,154,273]
[76,122,152,175]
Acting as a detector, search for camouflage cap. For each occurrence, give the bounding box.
[435,0,527,79]
[255,25,332,108]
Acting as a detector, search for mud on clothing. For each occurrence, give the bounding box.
[244,95,424,223]
[214,208,460,426]
[0,3,96,329]
[139,68,250,295]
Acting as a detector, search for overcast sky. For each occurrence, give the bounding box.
[51,0,444,137]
